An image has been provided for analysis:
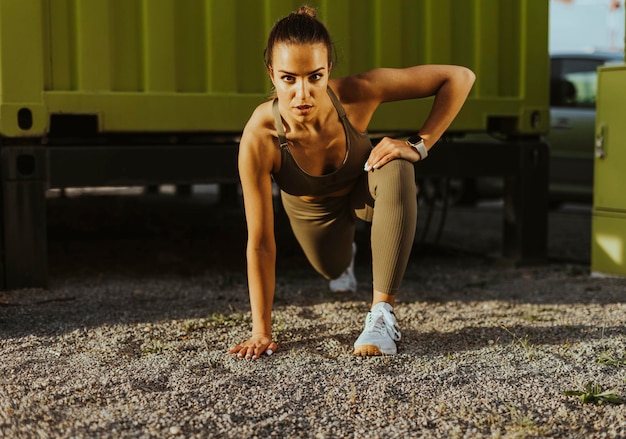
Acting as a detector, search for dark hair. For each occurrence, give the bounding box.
[264,5,335,68]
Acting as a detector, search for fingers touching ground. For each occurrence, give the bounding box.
[228,338,277,360]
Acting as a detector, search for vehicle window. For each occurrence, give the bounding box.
[552,59,605,108]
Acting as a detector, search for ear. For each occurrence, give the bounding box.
[267,66,275,83]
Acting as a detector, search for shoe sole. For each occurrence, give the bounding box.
[353,344,396,356]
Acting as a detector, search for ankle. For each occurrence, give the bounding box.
[372,293,395,308]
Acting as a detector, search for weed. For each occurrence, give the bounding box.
[207,312,247,326]
[505,403,536,434]
[523,307,554,323]
[141,339,164,355]
[561,339,572,352]
[563,382,624,405]
[182,313,247,333]
[596,350,626,368]
[181,319,206,333]
[348,383,357,404]
[272,314,285,336]
[500,325,536,360]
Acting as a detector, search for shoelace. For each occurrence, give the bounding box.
[365,307,401,341]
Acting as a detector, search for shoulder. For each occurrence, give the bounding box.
[327,73,384,130]
[329,74,378,105]
[328,69,402,115]
[330,69,403,103]
[243,100,274,131]
[241,100,277,147]
[239,100,280,173]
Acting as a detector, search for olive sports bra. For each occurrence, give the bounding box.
[271,87,372,197]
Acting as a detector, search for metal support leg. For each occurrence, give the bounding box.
[503,140,549,263]
[1,147,48,289]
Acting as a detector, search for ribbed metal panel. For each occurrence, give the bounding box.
[0,0,549,137]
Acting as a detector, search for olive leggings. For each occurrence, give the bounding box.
[280,159,417,294]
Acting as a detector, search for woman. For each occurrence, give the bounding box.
[229,6,474,359]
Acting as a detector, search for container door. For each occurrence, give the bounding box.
[592,66,626,277]
[594,66,626,211]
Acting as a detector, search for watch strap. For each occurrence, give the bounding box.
[407,135,428,160]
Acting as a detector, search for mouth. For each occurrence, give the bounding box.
[295,104,312,111]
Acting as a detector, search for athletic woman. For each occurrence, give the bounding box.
[229,6,475,359]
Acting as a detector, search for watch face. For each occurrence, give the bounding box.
[408,135,422,145]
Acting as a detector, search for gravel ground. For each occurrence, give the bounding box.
[1,189,625,438]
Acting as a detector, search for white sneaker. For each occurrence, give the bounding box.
[353,302,401,356]
[329,242,357,293]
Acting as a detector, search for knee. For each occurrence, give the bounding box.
[393,159,416,182]
[314,259,348,280]
[372,159,417,199]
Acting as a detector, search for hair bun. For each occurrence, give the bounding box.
[296,5,317,18]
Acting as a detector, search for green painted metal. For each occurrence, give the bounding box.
[592,65,626,277]
[594,66,626,211]
[592,211,626,277]
[0,0,549,138]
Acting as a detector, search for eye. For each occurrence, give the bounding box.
[310,73,323,81]
[281,75,295,83]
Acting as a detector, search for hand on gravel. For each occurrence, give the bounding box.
[228,334,277,360]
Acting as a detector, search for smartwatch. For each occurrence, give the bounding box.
[407,134,428,160]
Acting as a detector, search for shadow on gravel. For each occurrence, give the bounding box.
[407,323,626,357]
[2,192,624,340]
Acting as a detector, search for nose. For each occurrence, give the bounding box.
[296,79,310,99]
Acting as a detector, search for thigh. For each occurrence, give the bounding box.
[280,191,355,280]
[350,172,374,223]
[350,160,416,222]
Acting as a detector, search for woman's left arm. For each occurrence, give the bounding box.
[350,65,475,170]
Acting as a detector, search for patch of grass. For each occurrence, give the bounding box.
[181,310,249,334]
[181,319,206,333]
[501,325,536,360]
[563,382,624,405]
[523,307,555,323]
[561,338,572,352]
[504,403,537,435]
[524,314,540,322]
[207,312,248,326]
[141,339,164,355]
[596,350,626,368]
[348,383,357,405]
[272,314,285,336]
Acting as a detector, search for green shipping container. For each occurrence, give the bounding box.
[0,0,549,138]
[0,0,551,289]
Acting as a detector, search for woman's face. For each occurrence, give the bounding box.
[269,43,331,120]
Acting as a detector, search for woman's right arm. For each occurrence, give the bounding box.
[228,109,279,360]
